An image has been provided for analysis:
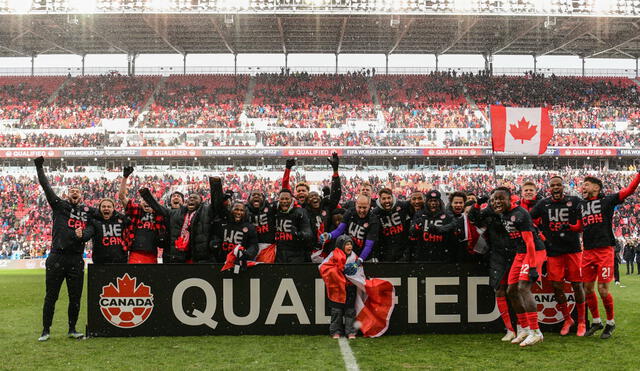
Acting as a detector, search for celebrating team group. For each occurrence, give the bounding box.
[33,153,640,346]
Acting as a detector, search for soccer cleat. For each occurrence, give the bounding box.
[38,331,50,342]
[348,334,356,340]
[67,330,84,339]
[584,322,604,337]
[332,333,341,339]
[511,331,529,344]
[600,324,616,339]
[519,333,544,347]
[576,323,587,337]
[501,330,516,342]
[560,318,575,336]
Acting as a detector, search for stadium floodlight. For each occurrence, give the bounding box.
[6,0,32,12]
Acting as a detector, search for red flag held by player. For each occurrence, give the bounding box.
[318,248,395,337]
[490,105,553,155]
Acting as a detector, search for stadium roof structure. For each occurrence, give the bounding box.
[1,2,640,60]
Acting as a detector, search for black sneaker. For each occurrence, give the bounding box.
[600,324,616,339]
[585,322,604,337]
[67,330,84,339]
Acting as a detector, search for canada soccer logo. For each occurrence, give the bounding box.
[531,273,575,324]
[99,274,154,328]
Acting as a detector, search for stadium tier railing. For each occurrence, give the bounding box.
[0,65,637,77]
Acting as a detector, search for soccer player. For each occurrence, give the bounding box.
[373,187,412,262]
[468,192,517,341]
[519,181,541,212]
[212,201,259,262]
[408,190,457,263]
[34,156,89,341]
[530,176,586,336]
[139,178,217,263]
[78,198,129,264]
[575,173,640,339]
[307,153,342,259]
[274,189,312,263]
[118,166,166,264]
[343,182,377,209]
[493,187,546,347]
[320,194,379,264]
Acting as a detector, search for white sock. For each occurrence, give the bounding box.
[606,319,615,326]
[517,325,529,334]
[534,329,543,336]
[592,317,602,324]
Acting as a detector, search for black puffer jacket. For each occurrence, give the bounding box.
[468,204,514,289]
[140,189,215,263]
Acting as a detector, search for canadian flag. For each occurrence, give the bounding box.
[490,105,553,155]
[318,248,395,337]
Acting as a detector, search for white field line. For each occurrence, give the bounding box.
[338,337,360,371]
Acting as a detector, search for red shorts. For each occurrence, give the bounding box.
[582,247,614,283]
[547,252,582,282]
[128,251,157,264]
[508,250,547,285]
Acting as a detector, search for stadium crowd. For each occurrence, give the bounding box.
[12,74,158,129]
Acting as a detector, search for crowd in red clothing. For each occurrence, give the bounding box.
[463,72,640,128]
[16,74,158,129]
[2,168,640,258]
[375,74,484,129]
[0,76,65,122]
[246,72,377,128]
[140,74,248,129]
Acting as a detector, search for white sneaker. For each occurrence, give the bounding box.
[519,332,544,347]
[501,330,516,342]
[38,333,50,342]
[67,331,84,339]
[511,330,529,344]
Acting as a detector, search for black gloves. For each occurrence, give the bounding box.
[559,224,571,231]
[477,196,489,205]
[286,158,296,170]
[139,188,151,198]
[123,166,134,178]
[327,152,339,172]
[34,156,44,168]
[464,200,476,208]
[529,267,539,282]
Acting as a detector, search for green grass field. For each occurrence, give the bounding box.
[1,269,639,370]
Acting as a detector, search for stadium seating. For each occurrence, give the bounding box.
[0,76,65,122]
[20,74,159,129]
[140,74,248,128]
[2,73,638,148]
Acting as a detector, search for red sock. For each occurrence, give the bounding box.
[577,301,586,324]
[516,313,528,328]
[527,312,539,330]
[586,292,600,319]
[496,297,514,332]
[602,294,614,321]
[557,302,571,321]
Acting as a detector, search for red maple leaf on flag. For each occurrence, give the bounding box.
[509,117,537,143]
[101,274,151,298]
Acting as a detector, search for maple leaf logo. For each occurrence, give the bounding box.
[509,117,537,143]
[101,273,152,298]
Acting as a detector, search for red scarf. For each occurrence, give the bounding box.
[175,211,195,252]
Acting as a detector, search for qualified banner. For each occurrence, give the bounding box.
[87,263,502,337]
